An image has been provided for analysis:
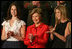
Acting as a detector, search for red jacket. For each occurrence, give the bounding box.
[24,23,49,48]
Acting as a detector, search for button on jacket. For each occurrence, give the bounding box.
[24,23,49,48]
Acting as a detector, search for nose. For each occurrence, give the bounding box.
[13,10,15,15]
[56,13,58,15]
[34,17,36,20]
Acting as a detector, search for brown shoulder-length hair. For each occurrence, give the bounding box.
[29,8,43,21]
[54,5,69,25]
[6,2,21,21]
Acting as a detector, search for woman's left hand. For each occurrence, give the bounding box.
[28,33,36,43]
[46,28,55,34]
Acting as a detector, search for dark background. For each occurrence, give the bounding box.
[1,1,71,48]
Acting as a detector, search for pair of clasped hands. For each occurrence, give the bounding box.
[46,26,56,34]
[28,33,37,43]
[28,26,56,43]
[7,31,17,39]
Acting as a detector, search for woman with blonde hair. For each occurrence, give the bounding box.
[46,5,71,48]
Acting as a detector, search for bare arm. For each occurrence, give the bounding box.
[65,22,71,37]
[50,24,56,40]
[1,26,7,40]
[53,22,71,42]
[50,33,54,40]
[53,32,66,42]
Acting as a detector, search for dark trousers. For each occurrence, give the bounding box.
[1,41,27,48]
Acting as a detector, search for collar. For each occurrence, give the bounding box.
[32,23,44,28]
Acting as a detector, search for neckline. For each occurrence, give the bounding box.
[60,20,68,24]
[8,19,17,27]
[33,23,44,28]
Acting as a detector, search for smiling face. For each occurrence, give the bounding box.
[32,13,41,24]
[60,1,65,3]
[55,9,61,20]
[54,5,68,24]
[32,1,40,6]
[11,5,17,17]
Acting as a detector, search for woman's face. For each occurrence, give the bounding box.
[32,13,41,24]
[32,1,40,6]
[11,5,17,17]
[60,1,65,3]
[55,9,61,20]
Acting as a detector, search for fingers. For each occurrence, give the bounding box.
[7,32,11,39]
[45,31,50,33]
[7,31,14,36]
[28,33,34,41]
[30,39,32,43]
[45,30,54,34]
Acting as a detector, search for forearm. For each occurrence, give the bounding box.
[13,35,24,41]
[53,32,66,42]
[1,29,7,40]
[1,35,7,41]
[1,36,6,40]
[50,33,54,40]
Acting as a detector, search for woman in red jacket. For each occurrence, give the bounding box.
[24,8,49,48]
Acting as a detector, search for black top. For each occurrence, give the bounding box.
[52,21,69,48]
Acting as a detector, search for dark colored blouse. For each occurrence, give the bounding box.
[52,21,69,48]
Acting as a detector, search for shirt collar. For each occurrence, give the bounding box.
[32,23,44,28]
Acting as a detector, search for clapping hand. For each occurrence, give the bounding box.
[46,26,55,34]
[28,33,36,43]
[7,31,14,39]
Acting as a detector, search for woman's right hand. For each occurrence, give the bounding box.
[28,33,35,43]
[7,31,14,39]
[46,26,55,34]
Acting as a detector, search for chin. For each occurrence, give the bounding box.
[34,22,37,24]
[35,22,40,24]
